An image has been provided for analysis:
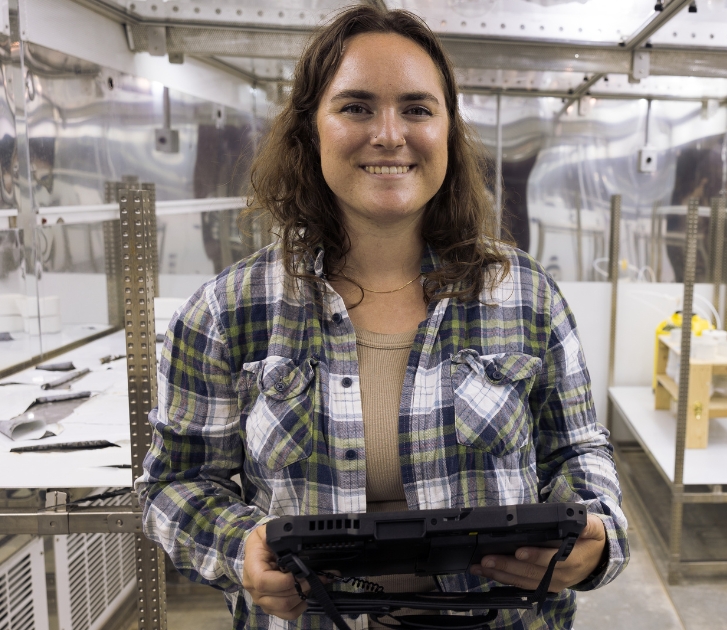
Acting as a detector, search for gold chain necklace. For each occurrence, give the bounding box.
[339,269,422,294]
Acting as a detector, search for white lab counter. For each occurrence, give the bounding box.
[609,386,727,485]
[0,330,138,488]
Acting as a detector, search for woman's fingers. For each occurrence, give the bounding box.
[242,525,309,619]
[471,514,608,592]
[471,555,546,590]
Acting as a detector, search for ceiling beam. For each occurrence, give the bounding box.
[460,84,727,104]
[72,1,727,81]
[122,23,727,79]
[555,0,692,118]
[195,55,258,86]
[624,0,692,51]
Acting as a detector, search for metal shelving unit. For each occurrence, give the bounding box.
[608,196,727,583]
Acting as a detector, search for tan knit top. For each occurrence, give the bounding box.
[356,327,437,596]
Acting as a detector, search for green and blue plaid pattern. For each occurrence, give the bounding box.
[137,242,629,630]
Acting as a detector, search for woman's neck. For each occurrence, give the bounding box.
[341,214,424,287]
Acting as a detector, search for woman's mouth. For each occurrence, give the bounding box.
[363,165,411,174]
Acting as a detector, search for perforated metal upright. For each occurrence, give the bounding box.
[119,187,168,630]
[605,194,622,433]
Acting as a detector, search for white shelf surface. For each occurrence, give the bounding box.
[0,324,114,373]
[609,386,727,486]
[0,330,142,488]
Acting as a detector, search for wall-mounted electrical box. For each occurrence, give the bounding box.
[155,127,180,153]
[638,147,657,173]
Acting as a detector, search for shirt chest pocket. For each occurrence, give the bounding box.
[242,356,317,472]
[451,350,542,457]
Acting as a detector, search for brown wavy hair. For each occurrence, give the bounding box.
[245,5,509,303]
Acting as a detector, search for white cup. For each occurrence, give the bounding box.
[693,336,717,360]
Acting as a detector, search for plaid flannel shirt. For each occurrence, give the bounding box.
[137,241,629,630]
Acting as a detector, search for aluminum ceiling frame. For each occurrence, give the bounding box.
[72,0,727,85]
[555,0,692,117]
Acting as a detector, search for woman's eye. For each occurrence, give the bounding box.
[342,104,369,114]
[407,106,432,116]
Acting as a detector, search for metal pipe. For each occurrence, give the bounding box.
[495,93,502,239]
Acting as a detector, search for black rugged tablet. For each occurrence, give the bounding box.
[267,502,586,578]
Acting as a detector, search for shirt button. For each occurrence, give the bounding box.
[274,382,285,392]
[341,377,353,388]
[486,364,504,382]
[345,449,357,460]
[331,313,342,324]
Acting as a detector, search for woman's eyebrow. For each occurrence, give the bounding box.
[330,89,375,102]
[329,89,440,105]
[399,91,440,105]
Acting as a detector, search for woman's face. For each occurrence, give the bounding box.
[315,32,449,229]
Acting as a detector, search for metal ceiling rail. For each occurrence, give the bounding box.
[71,0,727,82]
[459,85,727,104]
[555,0,692,118]
[624,0,692,50]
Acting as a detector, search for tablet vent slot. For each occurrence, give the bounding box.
[308,519,360,531]
[303,541,359,550]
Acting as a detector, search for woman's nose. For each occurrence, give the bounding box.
[371,110,406,149]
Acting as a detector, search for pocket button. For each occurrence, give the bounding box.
[485,363,504,382]
[274,382,285,392]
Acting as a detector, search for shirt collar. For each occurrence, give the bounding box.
[302,242,446,283]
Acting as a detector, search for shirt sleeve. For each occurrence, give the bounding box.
[135,282,273,592]
[533,277,630,591]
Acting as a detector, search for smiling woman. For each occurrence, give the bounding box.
[247,7,508,313]
[136,6,630,630]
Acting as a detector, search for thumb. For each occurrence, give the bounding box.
[580,514,607,541]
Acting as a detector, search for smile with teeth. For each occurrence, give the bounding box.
[364,165,410,174]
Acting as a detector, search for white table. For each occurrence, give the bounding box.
[0,330,139,488]
[609,386,727,485]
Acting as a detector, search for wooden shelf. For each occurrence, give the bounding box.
[654,336,725,448]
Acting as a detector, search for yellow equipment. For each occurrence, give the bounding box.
[653,311,713,390]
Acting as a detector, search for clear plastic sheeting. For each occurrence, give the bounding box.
[461,93,727,282]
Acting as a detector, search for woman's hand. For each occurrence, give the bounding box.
[470,514,608,592]
[242,524,309,620]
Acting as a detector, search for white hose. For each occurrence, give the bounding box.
[694,294,722,330]
[593,257,609,278]
[637,266,656,282]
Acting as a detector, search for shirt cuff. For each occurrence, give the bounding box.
[570,512,630,592]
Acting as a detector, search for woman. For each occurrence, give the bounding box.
[137,7,629,630]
